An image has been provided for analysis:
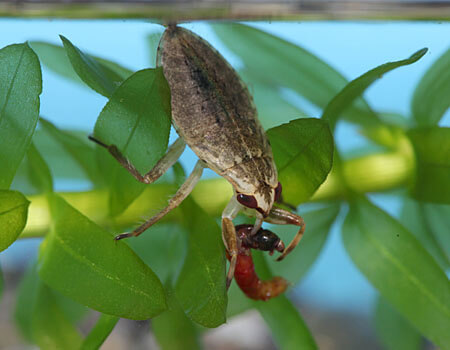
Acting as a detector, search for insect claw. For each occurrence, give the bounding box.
[114,232,133,241]
[88,135,108,148]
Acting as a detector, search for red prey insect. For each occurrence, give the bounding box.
[227,224,289,301]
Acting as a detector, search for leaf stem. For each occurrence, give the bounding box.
[20,147,414,238]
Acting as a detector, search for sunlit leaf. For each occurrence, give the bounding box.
[267,118,334,205]
[0,43,42,189]
[343,197,450,349]
[408,127,450,204]
[39,118,102,187]
[374,296,423,350]
[80,314,119,350]
[175,198,227,328]
[400,197,449,271]
[26,142,53,193]
[93,67,171,215]
[252,252,317,350]
[212,23,374,127]
[60,35,130,97]
[265,203,340,284]
[38,193,167,320]
[153,287,201,350]
[31,41,133,88]
[412,48,450,126]
[322,48,427,130]
[0,190,29,252]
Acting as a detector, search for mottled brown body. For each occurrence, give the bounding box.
[157,26,277,205]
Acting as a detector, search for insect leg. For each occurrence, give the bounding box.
[115,160,204,240]
[265,207,305,262]
[89,136,186,184]
[221,197,242,289]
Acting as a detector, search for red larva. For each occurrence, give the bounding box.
[227,224,288,301]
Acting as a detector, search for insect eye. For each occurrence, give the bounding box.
[274,182,282,202]
[237,193,258,209]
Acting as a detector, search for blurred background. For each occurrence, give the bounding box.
[0,13,449,350]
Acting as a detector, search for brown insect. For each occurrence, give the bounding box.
[89,24,305,299]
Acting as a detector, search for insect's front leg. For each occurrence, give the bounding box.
[221,197,242,289]
[265,207,306,261]
[89,136,186,184]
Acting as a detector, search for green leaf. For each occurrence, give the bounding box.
[39,118,102,187]
[374,296,423,350]
[147,30,164,67]
[239,69,305,130]
[252,252,317,350]
[342,197,450,349]
[15,264,84,348]
[322,48,428,130]
[80,314,119,350]
[32,282,83,350]
[153,288,201,350]
[212,23,374,127]
[38,193,167,320]
[265,203,340,285]
[175,198,227,328]
[0,43,42,189]
[26,142,53,193]
[60,35,130,97]
[93,67,171,215]
[412,48,450,126]
[267,118,334,205]
[30,41,133,88]
[400,198,449,271]
[422,203,450,265]
[0,190,29,252]
[408,127,450,203]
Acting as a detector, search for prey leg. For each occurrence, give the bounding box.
[89,136,186,184]
[116,160,205,240]
[266,207,305,261]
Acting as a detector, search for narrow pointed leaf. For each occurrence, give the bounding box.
[26,142,53,193]
[267,118,334,205]
[239,69,305,129]
[15,264,85,348]
[38,194,167,320]
[252,252,317,350]
[60,35,129,97]
[422,203,450,264]
[374,297,423,350]
[342,197,450,349]
[412,48,450,126]
[0,43,42,189]
[212,23,375,128]
[153,288,201,350]
[175,199,227,328]
[265,203,340,284]
[32,283,83,350]
[322,48,427,130]
[147,30,164,67]
[39,118,102,187]
[80,314,119,350]
[30,41,132,87]
[0,190,29,252]
[408,126,450,204]
[400,198,449,271]
[93,67,171,215]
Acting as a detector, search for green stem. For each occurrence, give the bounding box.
[21,147,414,239]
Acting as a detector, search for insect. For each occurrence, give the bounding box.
[89,24,305,298]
